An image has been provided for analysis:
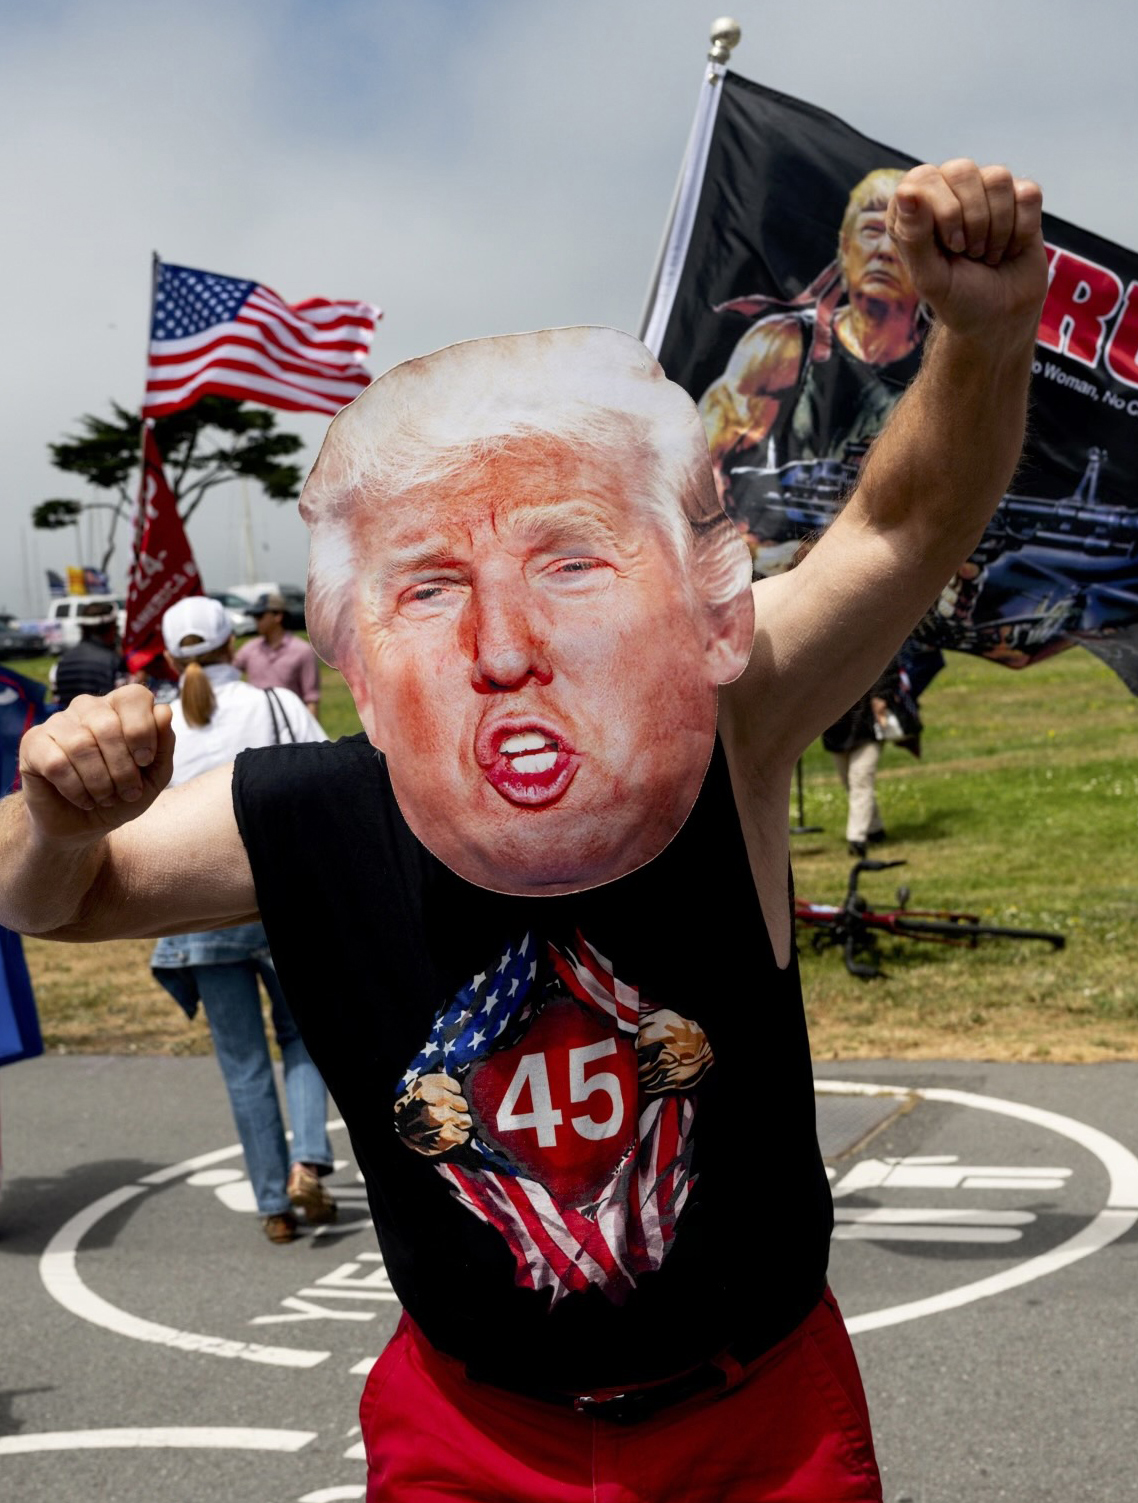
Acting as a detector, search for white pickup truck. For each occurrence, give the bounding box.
[42,595,127,653]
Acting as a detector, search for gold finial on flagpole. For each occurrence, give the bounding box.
[708,17,741,65]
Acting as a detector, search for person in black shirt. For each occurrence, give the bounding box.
[53,604,126,708]
[0,160,1048,1503]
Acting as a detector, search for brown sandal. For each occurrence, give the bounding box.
[287,1163,338,1226]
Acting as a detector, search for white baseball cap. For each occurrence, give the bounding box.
[161,596,233,658]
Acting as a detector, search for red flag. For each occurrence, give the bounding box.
[123,428,202,660]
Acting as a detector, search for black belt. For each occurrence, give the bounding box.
[462,1359,730,1426]
[464,1283,830,1426]
[559,1361,732,1425]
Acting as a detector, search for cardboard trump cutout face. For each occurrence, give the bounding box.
[300,326,755,896]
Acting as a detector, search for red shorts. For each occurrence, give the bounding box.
[359,1290,883,1502]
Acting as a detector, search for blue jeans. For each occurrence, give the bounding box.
[193,955,332,1216]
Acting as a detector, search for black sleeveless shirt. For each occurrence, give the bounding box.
[233,733,832,1390]
[782,334,921,465]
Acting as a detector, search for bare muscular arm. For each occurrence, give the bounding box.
[698,314,804,475]
[717,160,1047,964]
[0,686,258,941]
[721,160,1047,769]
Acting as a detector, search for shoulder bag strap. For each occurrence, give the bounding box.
[264,687,296,745]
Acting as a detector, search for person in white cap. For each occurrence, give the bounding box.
[162,596,320,782]
[150,595,337,1243]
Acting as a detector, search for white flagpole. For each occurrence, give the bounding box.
[639,18,741,354]
[130,253,162,572]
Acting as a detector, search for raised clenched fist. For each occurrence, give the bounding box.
[885,159,1047,345]
[18,685,176,846]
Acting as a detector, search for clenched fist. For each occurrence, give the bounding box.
[393,1072,472,1156]
[886,159,1047,344]
[637,1009,714,1093]
[19,685,176,847]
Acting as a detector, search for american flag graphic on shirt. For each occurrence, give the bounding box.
[393,932,712,1306]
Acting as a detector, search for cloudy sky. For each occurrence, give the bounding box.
[4,0,1136,617]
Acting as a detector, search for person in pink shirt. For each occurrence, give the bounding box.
[234,591,322,720]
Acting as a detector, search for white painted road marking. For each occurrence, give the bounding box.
[39,1172,331,1367]
[833,1155,1072,1195]
[253,1296,376,1324]
[833,1207,1036,1243]
[36,1086,1138,1377]
[0,1427,316,1455]
[819,1082,1138,1334]
[835,1225,1020,1244]
[252,1254,399,1324]
[837,1208,1035,1225]
[139,1143,247,1185]
[829,1153,1068,1242]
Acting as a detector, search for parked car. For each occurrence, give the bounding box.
[0,616,48,660]
[209,593,259,637]
[43,595,127,653]
[222,582,306,631]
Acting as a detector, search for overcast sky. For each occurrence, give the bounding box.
[4,0,1137,617]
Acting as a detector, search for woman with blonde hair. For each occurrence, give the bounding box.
[150,595,336,1244]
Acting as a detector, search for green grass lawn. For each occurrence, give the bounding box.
[7,643,365,1056]
[5,642,1136,1060]
[792,646,1137,1059]
[317,655,365,740]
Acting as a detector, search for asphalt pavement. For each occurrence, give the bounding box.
[1,1054,1136,1502]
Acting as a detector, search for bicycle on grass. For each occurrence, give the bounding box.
[794,858,1066,979]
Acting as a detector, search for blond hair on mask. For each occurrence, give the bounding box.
[299,326,754,680]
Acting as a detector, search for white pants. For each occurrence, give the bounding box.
[831,741,884,844]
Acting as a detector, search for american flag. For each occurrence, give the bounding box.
[397,935,542,1107]
[143,260,380,419]
[398,932,700,1307]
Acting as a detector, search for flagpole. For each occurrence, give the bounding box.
[131,253,161,571]
[121,253,163,653]
[139,252,160,432]
[638,17,741,351]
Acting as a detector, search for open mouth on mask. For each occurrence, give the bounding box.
[478,724,580,808]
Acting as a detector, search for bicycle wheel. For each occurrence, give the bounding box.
[890,915,1065,950]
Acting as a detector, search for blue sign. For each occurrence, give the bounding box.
[0,927,43,1066]
[0,666,51,795]
[0,666,51,1065]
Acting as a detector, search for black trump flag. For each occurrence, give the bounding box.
[643,71,1138,692]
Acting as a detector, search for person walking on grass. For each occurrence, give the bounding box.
[823,653,921,857]
[150,595,337,1244]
